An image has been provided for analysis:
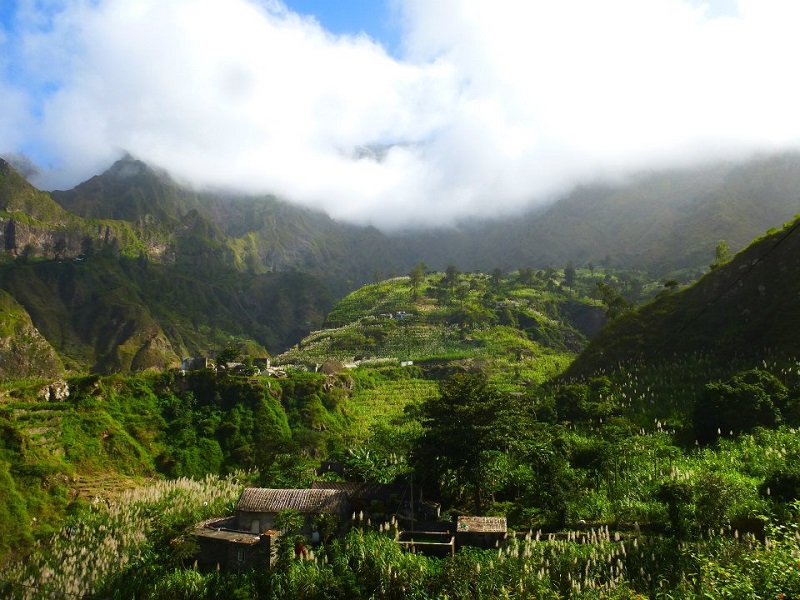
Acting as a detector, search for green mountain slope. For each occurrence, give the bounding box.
[565,215,800,377]
[0,289,63,379]
[5,149,800,378]
[49,152,800,291]
[0,158,149,263]
[1,159,73,223]
[0,256,331,374]
[0,159,336,374]
[51,156,202,224]
[276,269,609,393]
[4,195,800,596]
[51,156,403,295]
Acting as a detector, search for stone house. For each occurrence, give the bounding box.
[181,356,213,371]
[235,487,350,542]
[193,487,351,570]
[193,516,278,571]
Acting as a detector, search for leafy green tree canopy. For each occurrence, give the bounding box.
[409,262,427,300]
[711,239,732,269]
[694,369,787,443]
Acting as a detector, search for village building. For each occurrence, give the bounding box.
[455,516,508,549]
[234,487,350,541]
[180,356,213,372]
[193,487,350,570]
[192,486,506,569]
[252,357,271,370]
[193,516,278,571]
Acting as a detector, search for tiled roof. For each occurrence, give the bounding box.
[311,482,408,502]
[236,488,349,514]
[456,516,507,533]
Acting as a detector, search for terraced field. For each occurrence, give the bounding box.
[10,400,69,460]
[343,378,438,442]
[2,390,159,507]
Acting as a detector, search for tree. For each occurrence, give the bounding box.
[216,344,241,366]
[761,467,800,503]
[443,264,461,290]
[693,369,786,443]
[455,281,471,312]
[517,267,534,285]
[617,272,644,303]
[341,446,407,483]
[563,261,577,289]
[409,263,426,301]
[275,509,305,533]
[253,396,292,476]
[414,372,503,513]
[711,239,732,269]
[274,508,307,563]
[555,384,589,422]
[595,281,630,320]
[490,268,504,289]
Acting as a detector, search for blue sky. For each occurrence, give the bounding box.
[1,1,800,230]
[283,0,402,54]
[0,2,15,26]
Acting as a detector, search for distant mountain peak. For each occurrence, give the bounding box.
[104,153,171,183]
[110,156,145,179]
[50,153,192,223]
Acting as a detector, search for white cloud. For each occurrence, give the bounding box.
[3,0,800,229]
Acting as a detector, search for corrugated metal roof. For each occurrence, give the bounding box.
[456,516,507,533]
[236,488,349,514]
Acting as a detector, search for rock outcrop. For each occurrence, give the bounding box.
[0,290,64,379]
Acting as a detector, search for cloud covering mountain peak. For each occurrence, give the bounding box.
[2,0,800,229]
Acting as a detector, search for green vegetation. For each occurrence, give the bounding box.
[4,226,800,595]
[278,268,612,391]
[6,153,800,596]
[1,242,799,596]
[1,475,243,598]
[567,214,800,377]
[4,479,800,598]
[0,255,331,373]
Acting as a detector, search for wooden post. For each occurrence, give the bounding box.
[410,475,415,533]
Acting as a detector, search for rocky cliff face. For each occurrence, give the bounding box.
[0,216,108,259]
[0,158,132,262]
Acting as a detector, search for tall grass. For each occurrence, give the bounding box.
[1,474,244,599]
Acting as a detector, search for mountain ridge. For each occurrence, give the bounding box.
[3,150,800,376]
[45,151,800,281]
[51,156,405,295]
[563,214,800,379]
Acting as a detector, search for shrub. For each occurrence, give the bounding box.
[694,369,786,443]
